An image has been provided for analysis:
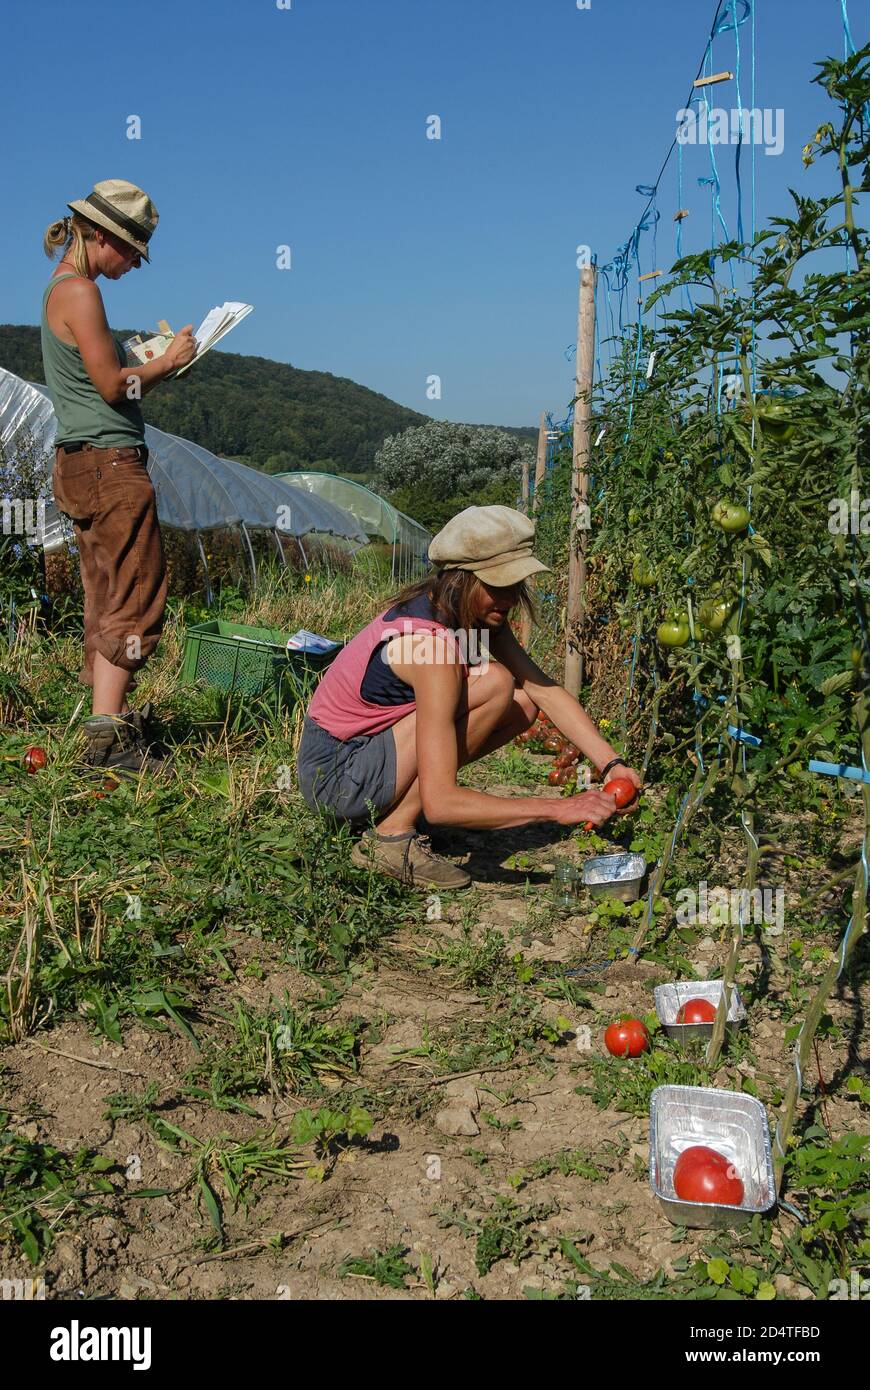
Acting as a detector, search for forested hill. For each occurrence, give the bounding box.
[0,324,536,476]
[0,324,425,476]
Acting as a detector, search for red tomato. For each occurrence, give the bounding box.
[673,1145,744,1206]
[604,775,638,809]
[555,744,581,769]
[604,1018,650,1057]
[676,997,717,1024]
[548,768,569,786]
[543,734,566,754]
[583,774,639,830]
[24,746,47,774]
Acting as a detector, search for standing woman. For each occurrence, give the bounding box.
[41,179,196,773]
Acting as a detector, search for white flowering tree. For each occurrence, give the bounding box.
[374,421,533,531]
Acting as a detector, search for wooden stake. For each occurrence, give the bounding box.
[638,270,662,283]
[532,411,547,513]
[673,208,690,221]
[693,70,733,88]
[519,442,533,646]
[564,266,596,695]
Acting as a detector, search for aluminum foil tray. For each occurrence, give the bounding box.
[649,1084,777,1228]
[581,852,646,902]
[654,979,747,1041]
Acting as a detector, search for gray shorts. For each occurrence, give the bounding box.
[297,714,398,826]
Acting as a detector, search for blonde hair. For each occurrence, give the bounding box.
[43,211,98,276]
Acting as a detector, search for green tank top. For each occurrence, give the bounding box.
[40,273,146,447]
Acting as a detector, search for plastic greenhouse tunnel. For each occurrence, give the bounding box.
[0,367,369,599]
[277,471,431,585]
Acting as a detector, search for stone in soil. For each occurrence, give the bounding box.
[434,1106,480,1137]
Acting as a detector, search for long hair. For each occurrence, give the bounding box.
[43,211,99,277]
[389,567,535,634]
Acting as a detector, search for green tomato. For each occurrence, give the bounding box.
[657,618,691,648]
[698,598,734,632]
[712,501,751,533]
[756,402,795,441]
[632,556,657,588]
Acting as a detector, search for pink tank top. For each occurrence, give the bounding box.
[308,605,468,739]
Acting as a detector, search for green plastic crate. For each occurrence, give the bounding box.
[180,619,340,699]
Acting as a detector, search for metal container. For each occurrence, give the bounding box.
[654,979,747,1041]
[649,1084,777,1228]
[581,852,646,903]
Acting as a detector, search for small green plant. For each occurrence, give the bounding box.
[289,1105,373,1155]
[784,1130,870,1271]
[103,1089,309,1242]
[338,1244,416,1289]
[438,1195,555,1277]
[576,1045,710,1116]
[184,999,363,1111]
[0,1112,116,1265]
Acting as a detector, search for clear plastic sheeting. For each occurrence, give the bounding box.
[0,367,367,547]
[278,471,431,583]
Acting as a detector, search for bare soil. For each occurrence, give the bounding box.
[1,781,866,1301]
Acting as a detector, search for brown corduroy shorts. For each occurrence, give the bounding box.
[52,443,167,686]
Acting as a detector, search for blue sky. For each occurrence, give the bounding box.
[3,0,864,427]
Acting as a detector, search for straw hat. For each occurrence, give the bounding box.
[428,505,550,587]
[67,179,158,262]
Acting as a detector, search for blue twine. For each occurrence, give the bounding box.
[731,0,746,244]
[714,0,750,36]
[841,1,870,127]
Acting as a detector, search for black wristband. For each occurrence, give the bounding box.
[599,757,627,780]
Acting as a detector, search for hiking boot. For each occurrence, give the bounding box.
[351,829,471,890]
[123,701,154,740]
[82,710,169,778]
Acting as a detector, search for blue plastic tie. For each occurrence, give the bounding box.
[808,759,870,786]
[727,724,762,747]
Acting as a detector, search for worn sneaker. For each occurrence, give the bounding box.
[351,829,471,890]
[82,710,168,778]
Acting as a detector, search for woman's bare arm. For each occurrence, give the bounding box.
[491,624,639,781]
[393,635,618,830]
[57,278,194,403]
